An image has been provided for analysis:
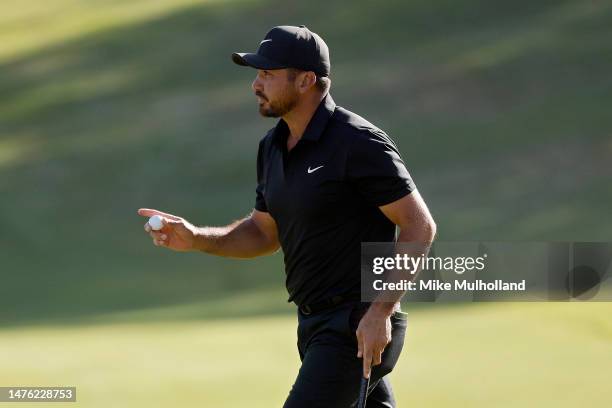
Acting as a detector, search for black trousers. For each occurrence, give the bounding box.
[283,301,408,408]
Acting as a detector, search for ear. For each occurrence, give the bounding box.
[297,71,317,93]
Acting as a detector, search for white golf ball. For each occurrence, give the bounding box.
[148,215,164,231]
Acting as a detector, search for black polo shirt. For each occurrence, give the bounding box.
[255,94,415,307]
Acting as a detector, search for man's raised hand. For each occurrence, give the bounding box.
[138,208,198,252]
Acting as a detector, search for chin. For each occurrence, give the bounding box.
[259,107,279,118]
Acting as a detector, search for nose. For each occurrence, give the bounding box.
[251,74,262,93]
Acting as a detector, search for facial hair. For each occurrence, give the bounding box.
[256,86,299,118]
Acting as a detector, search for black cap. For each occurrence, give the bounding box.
[232,25,330,77]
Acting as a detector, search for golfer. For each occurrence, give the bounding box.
[139,25,436,407]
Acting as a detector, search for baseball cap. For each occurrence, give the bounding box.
[231,25,330,77]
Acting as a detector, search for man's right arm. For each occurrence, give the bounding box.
[193,209,280,258]
[138,208,280,259]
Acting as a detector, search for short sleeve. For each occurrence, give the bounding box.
[346,129,415,207]
[255,138,268,212]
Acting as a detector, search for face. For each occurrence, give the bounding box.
[251,69,299,117]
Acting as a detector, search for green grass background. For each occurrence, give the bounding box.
[1,0,611,406]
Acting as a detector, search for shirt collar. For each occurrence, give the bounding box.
[273,93,336,146]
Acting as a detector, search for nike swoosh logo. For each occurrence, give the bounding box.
[260,39,272,44]
[307,165,324,174]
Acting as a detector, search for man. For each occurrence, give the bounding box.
[139,25,436,407]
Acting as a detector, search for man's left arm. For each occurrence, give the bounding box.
[356,189,437,378]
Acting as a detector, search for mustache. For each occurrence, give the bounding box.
[255,91,267,101]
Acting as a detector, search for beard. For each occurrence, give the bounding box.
[256,88,298,118]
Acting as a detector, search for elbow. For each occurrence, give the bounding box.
[427,218,437,243]
[418,216,437,244]
[397,216,437,245]
[262,239,281,256]
[267,242,282,256]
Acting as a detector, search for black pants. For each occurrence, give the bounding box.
[283,301,408,407]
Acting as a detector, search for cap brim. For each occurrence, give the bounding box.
[231,52,287,70]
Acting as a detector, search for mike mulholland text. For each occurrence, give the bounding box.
[373,279,527,292]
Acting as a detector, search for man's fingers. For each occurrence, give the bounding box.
[154,218,180,232]
[153,236,168,246]
[140,210,183,249]
[149,231,168,244]
[164,219,184,230]
[138,208,161,218]
[362,350,373,379]
[373,350,383,367]
[356,331,363,358]
[137,208,181,221]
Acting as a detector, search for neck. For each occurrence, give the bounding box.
[283,92,326,141]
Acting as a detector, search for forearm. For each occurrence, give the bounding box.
[193,216,279,258]
[371,224,436,316]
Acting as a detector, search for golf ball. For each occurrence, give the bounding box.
[148,215,164,231]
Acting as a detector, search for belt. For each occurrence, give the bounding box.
[299,293,363,316]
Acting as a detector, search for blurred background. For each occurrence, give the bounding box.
[1,0,611,406]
